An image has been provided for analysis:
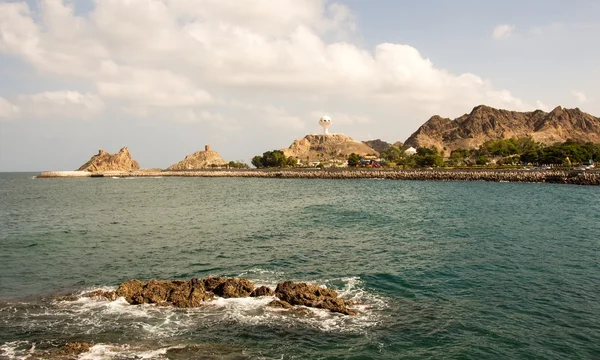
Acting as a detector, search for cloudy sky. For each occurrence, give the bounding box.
[1,0,598,171]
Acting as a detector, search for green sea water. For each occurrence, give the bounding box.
[0,173,599,359]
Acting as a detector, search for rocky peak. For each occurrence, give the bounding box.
[77,147,140,172]
[167,146,227,170]
[404,105,600,152]
[282,133,378,162]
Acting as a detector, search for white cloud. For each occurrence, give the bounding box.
[0,97,20,119]
[571,90,588,104]
[0,0,534,145]
[492,24,515,39]
[15,91,104,119]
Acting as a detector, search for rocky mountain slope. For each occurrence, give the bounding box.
[77,147,140,172]
[167,146,227,170]
[362,139,404,152]
[404,105,600,153]
[283,134,377,162]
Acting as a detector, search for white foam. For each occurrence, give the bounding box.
[79,344,169,360]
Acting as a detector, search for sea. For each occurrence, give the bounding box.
[0,172,599,359]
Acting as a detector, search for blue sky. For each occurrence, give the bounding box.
[0,0,598,171]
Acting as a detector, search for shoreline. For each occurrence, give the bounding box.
[37,168,600,185]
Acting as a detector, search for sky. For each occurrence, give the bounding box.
[0,0,599,171]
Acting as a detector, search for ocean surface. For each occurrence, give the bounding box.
[0,172,599,359]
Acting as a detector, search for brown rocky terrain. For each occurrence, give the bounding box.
[167,145,227,170]
[77,147,140,172]
[404,105,600,154]
[362,139,403,153]
[283,134,378,162]
[65,277,356,315]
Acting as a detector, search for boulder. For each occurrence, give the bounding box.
[202,277,255,298]
[250,286,275,297]
[275,281,356,315]
[116,279,213,307]
[57,342,93,356]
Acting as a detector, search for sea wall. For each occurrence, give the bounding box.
[38,171,92,178]
[38,169,600,185]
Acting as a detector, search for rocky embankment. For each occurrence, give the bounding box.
[66,277,356,315]
[42,169,600,185]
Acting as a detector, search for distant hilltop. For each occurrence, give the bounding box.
[167,145,227,170]
[77,147,140,172]
[404,105,600,153]
[282,134,378,162]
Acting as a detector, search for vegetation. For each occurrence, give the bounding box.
[347,153,361,167]
[227,161,249,169]
[251,150,297,168]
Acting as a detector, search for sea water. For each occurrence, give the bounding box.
[0,173,599,359]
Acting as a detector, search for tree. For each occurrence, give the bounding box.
[251,156,263,168]
[347,153,361,167]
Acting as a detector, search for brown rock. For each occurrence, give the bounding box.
[167,146,227,170]
[250,286,275,297]
[85,290,117,301]
[275,281,356,315]
[77,147,140,172]
[267,299,293,309]
[202,277,255,298]
[58,342,93,356]
[282,134,379,163]
[115,279,213,307]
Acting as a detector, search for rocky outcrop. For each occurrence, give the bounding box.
[167,145,227,170]
[404,105,600,154]
[116,279,213,307]
[251,286,275,297]
[202,277,255,298]
[283,134,378,162]
[275,281,356,315]
[75,277,358,315]
[77,147,140,172]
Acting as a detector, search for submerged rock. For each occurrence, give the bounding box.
[116,279,213,307]
[59,342,93,356]
[85,289,117,301]
[275,281,356,315]
[267,299,293,309]
[250,286,275,297]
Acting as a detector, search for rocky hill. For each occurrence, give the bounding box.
[77,147,140,172]
[362,139,404,152]
[282,134,378,162]
[167,146,227,170]
[404,105,600,153]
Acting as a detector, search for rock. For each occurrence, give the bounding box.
[57,342,93,356]
[116,279,213,307]
[77,147,140,172]
[363,139,392,153]
[202,277,255,298]
[275,281,356,315]
[85,290,117,301]
[167,145,227,170]
[53,294,80,302]
[282,134,378,163]
[267,299,293,309]
[250,286,275,297]
[404,105,600,154]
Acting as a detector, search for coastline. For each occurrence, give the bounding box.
[37,168,600,185]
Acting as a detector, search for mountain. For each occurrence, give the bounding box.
[404,105,600,153]
[362,139,404,152]
[283,134,378,162]
[167,145,227,170]
[77,147,140,172]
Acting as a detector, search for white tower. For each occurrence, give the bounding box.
[319,115,332,135]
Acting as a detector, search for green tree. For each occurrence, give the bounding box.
[347,153,361,167]
[251,156,263,168]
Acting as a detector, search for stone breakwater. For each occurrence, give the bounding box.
[38,169,600,185]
